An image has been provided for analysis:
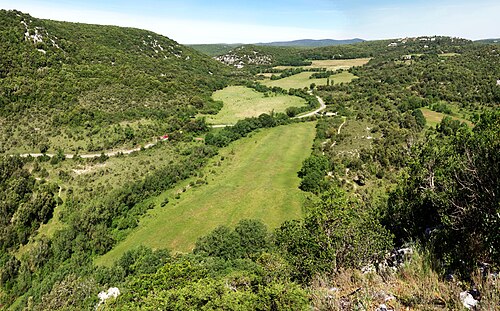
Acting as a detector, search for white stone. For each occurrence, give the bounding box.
[98,287,120,305]
[460,291,478,309]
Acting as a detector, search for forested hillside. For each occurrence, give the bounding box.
[0,10,228,154]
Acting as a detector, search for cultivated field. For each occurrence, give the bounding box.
[274,57,371,70]
[262,71,356,89]
[97,122,316,265]
[421,108,473,127]
[207,86,307,124]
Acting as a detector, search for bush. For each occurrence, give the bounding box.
[276,188,393,282]
[386,111,500,274]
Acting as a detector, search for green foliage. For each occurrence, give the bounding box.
[430,102,453,115]
[297,155,331,194]
[116,246,170,276]
[412,109,426,129]
[205,113,292,147]
[386,111,500,273]
[0,10,228,153]
[106,254,309,310]
[193,219,271,260]
[436,116,467,136]
[0,156,57,251]
[276,188,393,282]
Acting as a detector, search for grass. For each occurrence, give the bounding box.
[207,86,307,124]
[274,58,371,70]
[421,108,473,127]
[438,53,459,57]
[96,122,316,265]
[262,71,356,89]
[329,118,380,154]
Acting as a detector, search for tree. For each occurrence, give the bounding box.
[412,109,426,130]
[193,226,243,259]
[276,188,392,282]
[39,143,49,154]
[234,219,270,259]
[297,155,330,194]
[386,111,500,273]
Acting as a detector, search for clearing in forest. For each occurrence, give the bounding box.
[207,86,307,124]
[96,122,316,265]
[262,71,356,89]
[274,57,371,70]
[421,108,473,127]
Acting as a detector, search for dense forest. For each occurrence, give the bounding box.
[0,9,499,310]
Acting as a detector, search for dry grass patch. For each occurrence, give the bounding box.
[421,108,473,127]
[309,250,494,310]
[274,58,371,70]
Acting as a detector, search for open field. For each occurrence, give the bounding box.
[274,58,371,70]
[262,71,356,89]
[438,53,460,57]
[96,122,316,265]
[421,108,473,127]
[207,86,307,124]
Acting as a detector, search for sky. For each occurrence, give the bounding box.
[0,0,499,44]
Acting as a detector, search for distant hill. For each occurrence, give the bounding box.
[0,10,228,153]
[255,38,365,47]
[190,39,365,56]
[188,44,241,56]
[475,38,500,44]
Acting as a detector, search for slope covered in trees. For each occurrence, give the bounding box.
[0,10,229,154]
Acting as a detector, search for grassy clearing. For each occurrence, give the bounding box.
[421,108,473,127]
[207,86,307,124]
[96,122,316,265]
[438,53,460,57]
[308,58,371,70]
[262,71,356,89]
[274,58,371,70]
[329,118,380,154]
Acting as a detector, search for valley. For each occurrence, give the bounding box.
[0,8,498,311]
[97,122,315,264]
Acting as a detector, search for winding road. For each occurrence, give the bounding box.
[295,95,327,119]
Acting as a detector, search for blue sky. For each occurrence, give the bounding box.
[1,0,498,43]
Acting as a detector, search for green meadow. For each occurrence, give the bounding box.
[421,108,473,127]
[96,122,316,265]
[207,86,307,124]
[262,71,356,89]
